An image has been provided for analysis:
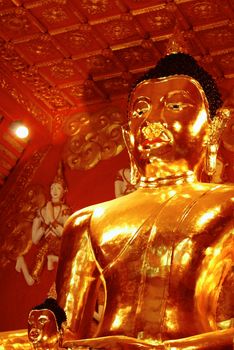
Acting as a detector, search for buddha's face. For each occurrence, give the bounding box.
[50,182,64,202]
[28,309,59,348]
[128,75,210,177]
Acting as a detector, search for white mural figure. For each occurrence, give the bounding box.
[15,163,70,285]
[114,167,138,197]
[30,163,70,283]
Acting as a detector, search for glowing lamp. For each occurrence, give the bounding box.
[10,121,29,140]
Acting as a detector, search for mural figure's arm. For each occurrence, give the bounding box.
[32,212,46,244]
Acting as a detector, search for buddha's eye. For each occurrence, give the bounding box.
[132,108,146,118]
[38,316,49,325]
[165,102,193,111]
[132,96,151,119]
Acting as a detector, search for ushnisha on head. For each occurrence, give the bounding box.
[125,53,230,185]
[28,298,66,349]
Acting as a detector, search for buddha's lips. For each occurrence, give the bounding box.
[142,137,169,146]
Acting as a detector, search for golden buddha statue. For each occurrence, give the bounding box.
[28,53,234,350]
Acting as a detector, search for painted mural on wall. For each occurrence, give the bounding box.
[0,162,70,286]
[114,167,138,197]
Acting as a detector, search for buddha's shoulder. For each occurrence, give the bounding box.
[187,182,234,204]
[64,196,123,226]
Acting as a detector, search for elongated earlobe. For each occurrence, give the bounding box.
[205,108,230,176]
[122,126,140,185]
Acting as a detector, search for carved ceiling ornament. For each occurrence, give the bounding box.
[0,9,30,34]
[13,67,71,110]
[80,0,109,15]
[42,6,68,23]
[85,54,115,73]
[63,25,94,49]
[0,145,50,218]
[102,74,131,93]
[203,27,234,47]
[50,61,76,79]
[69,81,98,100]
[146,9,174,31]
[219,53,234,68]
[28,36,55,56]
[191,1,219,19]
[0,76,50,127]
[63,106,126,170]
[0,42,28,71]
[34,87,72,110]
[101,18,134,41]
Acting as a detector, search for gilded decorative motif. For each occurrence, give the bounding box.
[63,107,126,170]
[67,27,92,49]
[34,87,72,109]
[25,35,61,59]
[0,9,30,34]
[50,61,76,79]
[42,6,68,23]
[85,54,114,73]
[80,0,109,15]
[191,1,219,19]
[0,42,28,71]
[102,75,131,92]
[219,53,234,68]
[203,28,234,47]
[14,68,71,110]
[102,19,134,41]
[29,40,51,56]
[117,45,155,67]
[14,67,49,91]
[0,145,50,236]
[146,10,174,31]
[69,81,97,100]
[0,76,50,127]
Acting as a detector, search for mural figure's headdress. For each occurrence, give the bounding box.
[53,162,67,191]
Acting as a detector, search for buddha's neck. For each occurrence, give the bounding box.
[138,159,197,188]
[139,171,196,189]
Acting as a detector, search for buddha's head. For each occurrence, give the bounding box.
[126,53,223,182]
[28,298,66,349]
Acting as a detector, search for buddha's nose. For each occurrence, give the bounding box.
[29,328,40,339]
[146,104,166,125]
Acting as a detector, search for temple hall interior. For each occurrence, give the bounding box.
[0,0,233,348]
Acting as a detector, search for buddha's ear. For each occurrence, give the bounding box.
[122,125,140,186]
[204,108,230,176]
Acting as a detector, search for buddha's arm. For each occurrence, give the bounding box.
[55,210,101,340]
[163,327,234,349]
[194,221,233,333]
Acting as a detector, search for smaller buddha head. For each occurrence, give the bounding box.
[28,298,66,349]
